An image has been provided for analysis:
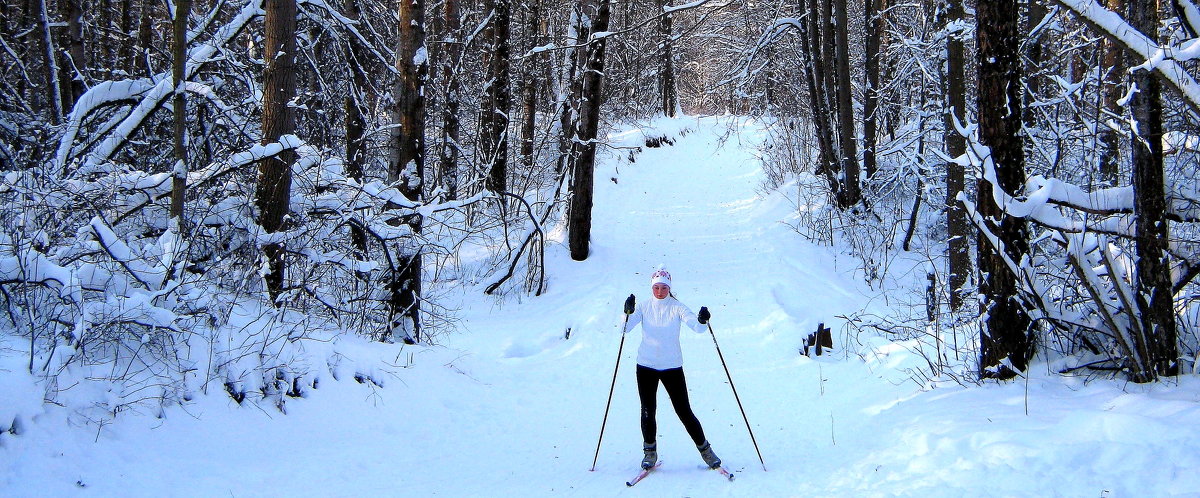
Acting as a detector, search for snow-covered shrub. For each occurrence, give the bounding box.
[0,0,571,428]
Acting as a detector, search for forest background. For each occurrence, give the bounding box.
[1,0,1199,429]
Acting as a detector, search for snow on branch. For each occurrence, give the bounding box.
[1177,0,1200,39]
[1054,0,1200,114]
[946,111,1200,243]
[721,17,803,87]
[297,0,399,74]
[54,0,266,174]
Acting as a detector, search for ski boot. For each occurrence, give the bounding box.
[697,440,721,469]
[641,442,658,469]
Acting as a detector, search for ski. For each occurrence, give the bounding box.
[714,466,735,481]
[626,461,662,486]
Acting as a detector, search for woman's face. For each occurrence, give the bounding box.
[652,283,670,300]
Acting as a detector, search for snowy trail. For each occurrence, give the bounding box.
[8,116,1200,497]
[434,116,887,495]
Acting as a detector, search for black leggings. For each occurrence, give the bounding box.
[636,365,707,446]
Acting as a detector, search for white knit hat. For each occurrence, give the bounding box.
[650,266,672,287]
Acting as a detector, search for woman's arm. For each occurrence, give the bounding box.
[676,301,707,333]
[623,301,643,334]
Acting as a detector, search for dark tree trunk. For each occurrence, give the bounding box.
[519,71,538,170]
[60,0,85,112]
[138,0,155,78]
[657,0,677,117]
[1098,0,1125,185]
[976,0,1033,379]
[118,0,136,75]
[171,0,192,223]
[387,0,428,343]
[439,0,462,200]
[863,0,884,179]
[481,0,512,193]
[833,0,860,208]
[1022,0,1047,132]
[567,0,611,261]
[1126,0,1177,380]
[800,0,839,193]
[35,0,63,123]
[943,0,970,311]
[518,0,544,171]
[256,0,299,303]
[344,0,369,258]
[820,0,836,128]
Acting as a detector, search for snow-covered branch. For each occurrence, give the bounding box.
[1054,0,1200,114]
[54,0,267,174]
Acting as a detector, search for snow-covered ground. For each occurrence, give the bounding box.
[4,116,1200,497]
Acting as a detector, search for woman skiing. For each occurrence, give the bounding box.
[622,267,721,470]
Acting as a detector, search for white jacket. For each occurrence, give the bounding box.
[622,296,706,370]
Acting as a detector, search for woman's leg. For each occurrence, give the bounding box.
[659,367,707,445]
[635,365,660,445]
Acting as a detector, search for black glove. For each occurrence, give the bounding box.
[698,306,710,324]
[624,294,636,314]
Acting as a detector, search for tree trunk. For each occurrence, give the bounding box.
[1022,0,1048,132]
[439,0,462,200]
[387,0,428,343]
[657,0,678,117]
[800,0,840,194]
[976,0,1033,379]
[1097,0,1125,185]
[256,0,298,303]
[170,0,191,224]
[344,0,369,258]
[820,0,837,146]
[943,0,970,311]
[518,0,543,171]
[60,0,85,112]
[36,0,64,123]
[1126,0,1177,380]
[481,0,512,193]
[117,0,136,76]
[833,0,860,208]
[863,0,884,179]
[137,0,155,78]
[567,0,611,261]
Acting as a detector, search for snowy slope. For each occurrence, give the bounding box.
[4,116,1200,497]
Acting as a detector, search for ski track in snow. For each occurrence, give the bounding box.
[5,116,1200,497]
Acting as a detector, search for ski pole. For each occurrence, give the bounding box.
[590,315,628,471]
[707,322,766,471]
